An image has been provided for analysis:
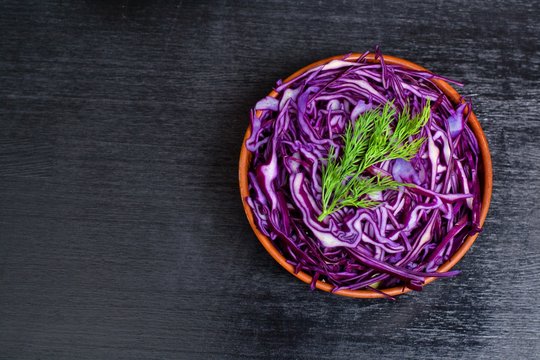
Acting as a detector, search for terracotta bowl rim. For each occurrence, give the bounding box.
[238,53,493,299]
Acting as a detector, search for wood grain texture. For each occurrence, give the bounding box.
[0,0,538,359]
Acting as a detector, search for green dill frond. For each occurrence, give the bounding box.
[318,100,430,221]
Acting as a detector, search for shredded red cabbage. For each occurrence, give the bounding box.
[245,49,482,293]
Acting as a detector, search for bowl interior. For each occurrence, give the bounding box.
[239,53,493,298]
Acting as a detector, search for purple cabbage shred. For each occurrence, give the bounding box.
[245,48,482,294]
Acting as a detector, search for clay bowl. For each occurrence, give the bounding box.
[238,53,493,298]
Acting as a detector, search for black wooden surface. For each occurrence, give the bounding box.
[0,1,539,359]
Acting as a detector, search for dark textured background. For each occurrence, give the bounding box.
[0,0,539,359]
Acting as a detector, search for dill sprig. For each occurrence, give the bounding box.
[318,100,430,221]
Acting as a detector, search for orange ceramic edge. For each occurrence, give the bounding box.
[238,53,493,299]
